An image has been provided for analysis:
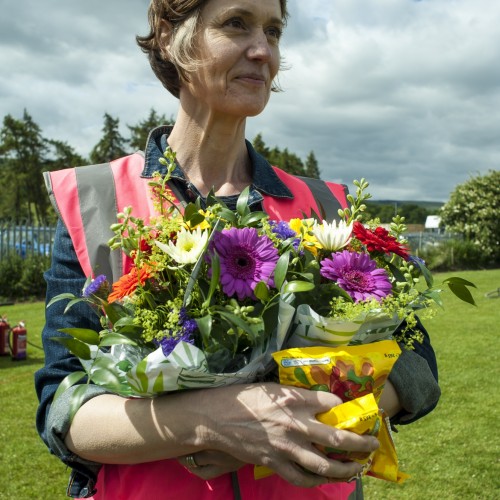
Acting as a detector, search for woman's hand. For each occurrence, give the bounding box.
[194,382,379,488]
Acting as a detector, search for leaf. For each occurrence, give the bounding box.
[68,384,91,423]
[254,281,270,301]
[443,277,477,288]
[273,251,290,291]
[203,253,220,307]
[53,371,87,402]
[99,332,138,347]
[216,310,257,338]
[90,368,124,388]
[46,293,78,309]
[422,289,444,308]
[239,211,267,227]
[187,212,206,228]
[411,258,434,288]
[447,282,477,306]
[283,280,316,293]
[64,298,86,314]
[236,187,250,217]
[51,337,92,360]
[101,301,129,325]
[196,315,213,347]
[58,327,100,345]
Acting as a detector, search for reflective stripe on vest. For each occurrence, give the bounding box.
[45,153,348,282]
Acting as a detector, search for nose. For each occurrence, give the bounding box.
[246,30,274,63]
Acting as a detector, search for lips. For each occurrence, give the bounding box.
[236,73,267,85]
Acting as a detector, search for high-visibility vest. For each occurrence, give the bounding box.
[44,151,348,283]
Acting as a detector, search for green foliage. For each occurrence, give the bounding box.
[252,133,320,178]
[365,201,434,224]
[89,113,128,164]
[419,238,491,271]
[0,252,23,298]
[441,170,500,264]
[128,108,174,150]
[0,253,49,300]
[0,111,49,223]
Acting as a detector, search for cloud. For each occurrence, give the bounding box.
[1,0,499,201]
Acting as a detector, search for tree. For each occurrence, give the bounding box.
[0,111,48,223]
[251,134,312,177]
[305,151,320,179]
[441,170,500,264]
[128,109,174,151]
[89,113,128,164]
[45,139,87,171]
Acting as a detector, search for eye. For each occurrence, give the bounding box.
[223,17,246,30]
[266,26,282,41]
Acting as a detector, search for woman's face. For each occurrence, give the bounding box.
[180,0,283,119]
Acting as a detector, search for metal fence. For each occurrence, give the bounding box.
[0,223,56,260]
[406,232,462,254]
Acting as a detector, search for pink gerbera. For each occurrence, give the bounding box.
[320,250,393,303]
[209,227,279,301]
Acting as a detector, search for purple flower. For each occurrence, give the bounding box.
[270,220,300,250]
[409,255,426,267]
[157,308,197,357]
[158,331,195,357]
[320,250,392,303]
[209,227,279,301]
[82,275,108,298]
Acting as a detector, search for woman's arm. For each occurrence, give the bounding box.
[65,383,379,488]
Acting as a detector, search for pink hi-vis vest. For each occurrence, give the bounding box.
[45,153,358,500]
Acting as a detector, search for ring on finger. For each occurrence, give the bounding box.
[185,454,199,468]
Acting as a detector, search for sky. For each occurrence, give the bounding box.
[1,0,499,202]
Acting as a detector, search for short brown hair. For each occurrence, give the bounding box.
[136,0,289,98]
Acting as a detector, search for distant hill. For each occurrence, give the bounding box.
[370,200,444,212]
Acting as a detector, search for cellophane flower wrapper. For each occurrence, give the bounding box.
[285,304,404,349]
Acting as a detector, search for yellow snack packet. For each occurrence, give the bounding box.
[272,340,401,403]
[255,340,408,482]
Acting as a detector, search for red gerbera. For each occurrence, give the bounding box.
[108,265,152,303]
[353,221,410,260]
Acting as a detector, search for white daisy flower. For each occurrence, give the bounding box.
[312,219,353,251]
[155,227,209,264]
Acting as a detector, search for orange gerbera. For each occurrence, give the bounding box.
[108,265,152,303]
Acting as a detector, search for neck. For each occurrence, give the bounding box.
[167,106,252,197]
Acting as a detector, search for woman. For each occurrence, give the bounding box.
[35,0,440,498]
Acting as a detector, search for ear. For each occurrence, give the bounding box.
[159,19,174,60]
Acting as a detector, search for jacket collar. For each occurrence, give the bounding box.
[141,126,293,199]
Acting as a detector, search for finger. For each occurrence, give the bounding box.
[278,442,366,483]
[307,421,380,454]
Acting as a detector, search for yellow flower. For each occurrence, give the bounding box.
[184,209,211,230]
[289,218,320,255]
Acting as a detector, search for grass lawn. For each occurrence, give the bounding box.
[0,269,499,499]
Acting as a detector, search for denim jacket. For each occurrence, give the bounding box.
[35,128,440,498]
